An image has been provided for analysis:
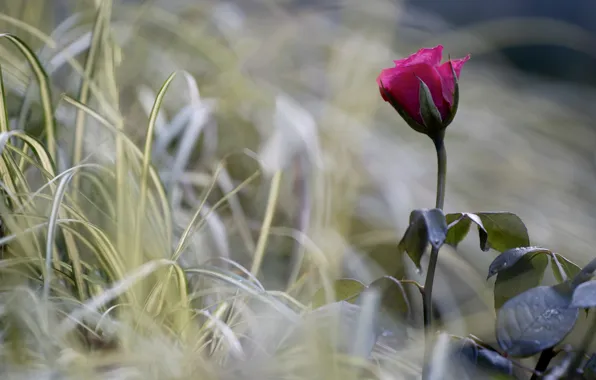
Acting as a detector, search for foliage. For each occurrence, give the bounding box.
[0,1,596,380]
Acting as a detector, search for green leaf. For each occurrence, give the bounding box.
[570,280,596,308]
[445,213,470,247]
[445,212,488,250]
[487,247,551,279]
[451,338,513,378]
[366,276,411,322]
[398,208,448,270]
[496,284,578,357]
[494,251,548,310]
[311,279,366,309]
[550,253,581,283]
[476,212,530,252]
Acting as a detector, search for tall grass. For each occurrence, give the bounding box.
[0,0,596,379]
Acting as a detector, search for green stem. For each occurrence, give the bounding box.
[433,137,447,210]
[531,347,556,380]
[422,134,447,379]
[567,313,596,378]
[423,246,440,329]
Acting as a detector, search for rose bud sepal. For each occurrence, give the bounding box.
[440,59,460,128]
[417,76,444,141]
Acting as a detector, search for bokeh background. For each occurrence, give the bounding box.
[2,0,596,377]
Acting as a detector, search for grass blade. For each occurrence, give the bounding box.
[0,33,56,159]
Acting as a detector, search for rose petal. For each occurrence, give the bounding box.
[376,76,389,101]
[379,63,448,123]
[437,55,470,105]
[393,45,444,68]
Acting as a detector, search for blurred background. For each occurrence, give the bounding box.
[2,0,596,376]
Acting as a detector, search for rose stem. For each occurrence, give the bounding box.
[422,133,446,378]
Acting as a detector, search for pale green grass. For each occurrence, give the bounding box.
[0,0,595,379]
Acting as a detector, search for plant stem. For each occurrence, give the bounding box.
[433,136,447,210]
[423,137,447,316]
[567,313,596,378]
[422,135,447,379]
[423,246,440,328]
[531,347,556,380]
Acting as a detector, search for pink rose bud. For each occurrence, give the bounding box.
[377,45,470,138]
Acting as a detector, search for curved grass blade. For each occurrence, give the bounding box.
[0,33,56,159]
[0,65,23,203]
[61,95,173,253]
[0,13,121,137]
[40,168,94,302]
[132,72,177,259]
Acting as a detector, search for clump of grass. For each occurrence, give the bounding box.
[0,2,410,379]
